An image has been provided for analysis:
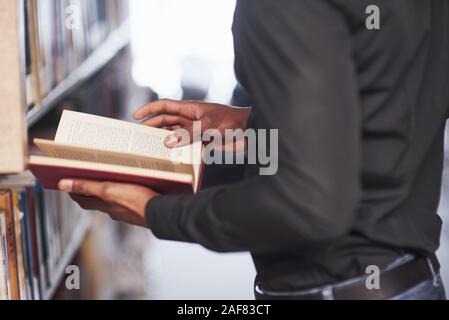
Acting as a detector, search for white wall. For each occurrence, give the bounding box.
[143,237,257,300]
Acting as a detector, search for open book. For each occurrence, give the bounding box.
[28,111,204,194]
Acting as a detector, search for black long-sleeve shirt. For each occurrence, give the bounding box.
[146,0,449,291]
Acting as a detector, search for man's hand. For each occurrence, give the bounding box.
[134,99,252,150]
[58,179,159,228]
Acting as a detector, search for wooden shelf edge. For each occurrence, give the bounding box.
[27,20,130,128]
[44,213,93,300]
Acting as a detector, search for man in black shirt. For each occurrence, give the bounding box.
[59,0,449,299]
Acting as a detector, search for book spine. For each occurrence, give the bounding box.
[32,183,50,291]
[19,190,34,300]
[27,0,42,108]
[43,191,56,284]
[0,209,9,300]
[0,192,20,300]
[26,187,41,300]
[24,0,34,110]
[12,192,28,300]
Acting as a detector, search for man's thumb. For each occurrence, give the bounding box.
[164,134,179,148]
[164,127,194,148]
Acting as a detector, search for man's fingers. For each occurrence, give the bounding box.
[70,194,110,211]
[69,194,140,224]
[166,125,183,131]
[60,179,157,213]
[142,114,191,128]
[134,99,197,121]
[59,179,107,198]
[133,100,179,120]
[60,180,137,204]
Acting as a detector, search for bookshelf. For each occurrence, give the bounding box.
[0,0,130,300]
[43,213,92,301]
[0,0,27,173]
[27,20,130,128]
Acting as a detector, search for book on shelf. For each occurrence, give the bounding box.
[24,0,129,111]
[0,199,8,300]
[29,111,205,194]
[1,0,129,175]
[0,191,19,300]
[1,0,133,300]
[0,174,87,301]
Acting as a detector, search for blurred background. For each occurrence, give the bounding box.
[130,0,256,300]
[130,0,237,103]
[78,0,256,300]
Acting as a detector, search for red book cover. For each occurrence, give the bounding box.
[28,162,197,195]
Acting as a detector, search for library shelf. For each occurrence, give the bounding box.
[27,20,130,128]
[1,0,131,300]
[44,213,93,301]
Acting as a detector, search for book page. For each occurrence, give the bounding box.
[34,139,193,175]
[55,110,173,159]
[55,110,202,168]
[55,110,199,165]
[29,156,194,185]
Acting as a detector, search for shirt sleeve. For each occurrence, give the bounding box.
[146,0,361,253]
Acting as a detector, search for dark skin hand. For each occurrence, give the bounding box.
[59,100,252,227]
[134,99,252,151]
[59,179,157,228]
